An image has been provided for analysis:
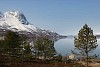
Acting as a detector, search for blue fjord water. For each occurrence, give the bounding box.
[55,38,100,56]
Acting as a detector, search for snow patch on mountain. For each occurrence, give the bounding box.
[0,11,67,41]
[4,11,29,25]
[0,11,49,32]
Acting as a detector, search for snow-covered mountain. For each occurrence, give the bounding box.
[0,11,67,41]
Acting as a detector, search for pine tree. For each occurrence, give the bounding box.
[23,42,32,61]
[74,24,98,67]
[34,37,56,60]
[4,31,22,59]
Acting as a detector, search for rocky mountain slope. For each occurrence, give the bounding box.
[0,11,67,41]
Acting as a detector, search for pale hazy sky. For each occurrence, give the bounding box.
[0,0,100,35]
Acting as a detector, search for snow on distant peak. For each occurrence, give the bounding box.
[0,11,67,41]
[0,11,56,33]
[4,11,29,25]
[0,11,47,32]
[0,11,30,31]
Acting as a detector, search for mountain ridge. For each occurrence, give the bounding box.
[0,11,67,41]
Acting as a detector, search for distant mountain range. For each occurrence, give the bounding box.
[95,35,100,39]
[0,11,67,41]
[66,35,100,39]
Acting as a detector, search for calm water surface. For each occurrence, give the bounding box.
[55,38,100,56]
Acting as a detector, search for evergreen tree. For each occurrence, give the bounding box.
[46,41,56,59]
[0,30,33,62]
[0,40,4,53]
[34,37,56,60]
[74,24,98,67]
[23,42,32,61]
[4,31,22,58]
